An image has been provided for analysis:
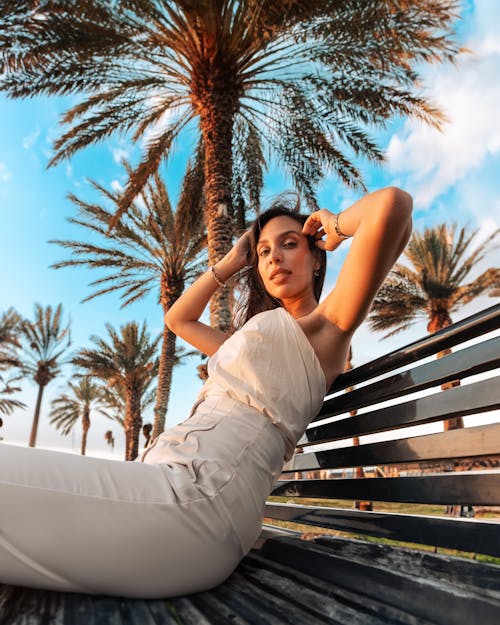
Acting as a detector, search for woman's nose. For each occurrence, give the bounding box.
[269,247,283,263]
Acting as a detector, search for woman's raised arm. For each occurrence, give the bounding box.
[164,232,251,356]
[303,186,412,335]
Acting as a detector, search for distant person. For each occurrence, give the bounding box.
[0,187,412,598]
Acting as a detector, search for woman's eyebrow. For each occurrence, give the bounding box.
[257,230,302,245]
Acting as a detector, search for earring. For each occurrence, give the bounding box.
[314,270,320,277]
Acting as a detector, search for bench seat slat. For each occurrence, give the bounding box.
[293,423,500,470]
[238,555,392,625]
[260,537,500,625]
[264,503,500,557]
[271,472,500,506]
[301,375,500,445]
[316,337,499,420]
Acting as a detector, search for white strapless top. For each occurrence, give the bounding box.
[194,307,326,460]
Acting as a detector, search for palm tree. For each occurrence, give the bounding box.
[99,380,156,457]
[0,1,460,329]
[18,304,71,447]
[0,308,22,369]
[0,373,26,416]
[368,223,500,430]
[104,429,115,452]
[0,308,25,416]
[49,377,105,455]
[51,158,205,439]
[73,321,159,460]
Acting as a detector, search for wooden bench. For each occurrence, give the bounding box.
[1,304,499,624]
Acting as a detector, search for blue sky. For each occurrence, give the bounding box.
[1,0,498,458]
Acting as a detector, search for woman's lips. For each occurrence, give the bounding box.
[271,270,291,283]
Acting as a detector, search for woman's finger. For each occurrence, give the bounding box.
[302,212,323,235]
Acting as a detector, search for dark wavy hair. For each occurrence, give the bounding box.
[233,195,327,329]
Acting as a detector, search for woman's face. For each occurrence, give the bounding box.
[256,215,320,304]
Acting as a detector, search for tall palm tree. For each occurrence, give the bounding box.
[99,382,156,457]
[18,304,71,447]
[73,321,159,460]
[49,377,105,455]
[368,223,499,430]
[52,157,205,438]
[0,1,460,329]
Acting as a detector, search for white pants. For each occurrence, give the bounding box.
[0,411,284,598]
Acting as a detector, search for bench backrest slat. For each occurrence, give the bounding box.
[315,337,499,421]
[329,304,500,393]
[272,473,500,506]
[264,503,500,557]
[300,375,500,445]
[290,423,500,471]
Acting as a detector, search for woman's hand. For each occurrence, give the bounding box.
[302,209,347,252]
[230,230,252,270]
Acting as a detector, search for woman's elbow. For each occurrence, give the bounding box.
[164,311,177,333]
[384,186,413,219]
[373,187,413,235]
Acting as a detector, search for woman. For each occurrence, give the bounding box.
[0,187,412,598]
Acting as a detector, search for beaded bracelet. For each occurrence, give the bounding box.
[210,266,226,288]
[333,212,349,238]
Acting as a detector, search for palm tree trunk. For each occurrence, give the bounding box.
[198,91,235,332]
[152,323,177,440]
[29,383,45,447]
[152,288,183,440]
[124,382,142,461]
[81,405,90,456]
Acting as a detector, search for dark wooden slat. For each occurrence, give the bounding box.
[329,303,500,393]
[119,598,159,625]
[169,596,215,625]
[264,503,500,558]
[301,376,500,445]
[146,601,180,625]
[238,556,391,625]
[211,577,298,625]
[227,571,330,625]
[293,423,500,471]
[190,592,253,625]
[315,338,499,421]
[63,594,97,625]
[271,473,500,505]
[246,551,433,625]
[313,536,500,596]
[261,537,500,625]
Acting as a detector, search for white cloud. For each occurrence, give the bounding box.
[112,147,129,164]
[22,127,41,150]
[0,162,12,183]
[386,2,500,209]
[110,179,124,193]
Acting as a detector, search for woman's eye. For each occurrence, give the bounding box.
[283,240,296,248]
[258,248,269,257]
